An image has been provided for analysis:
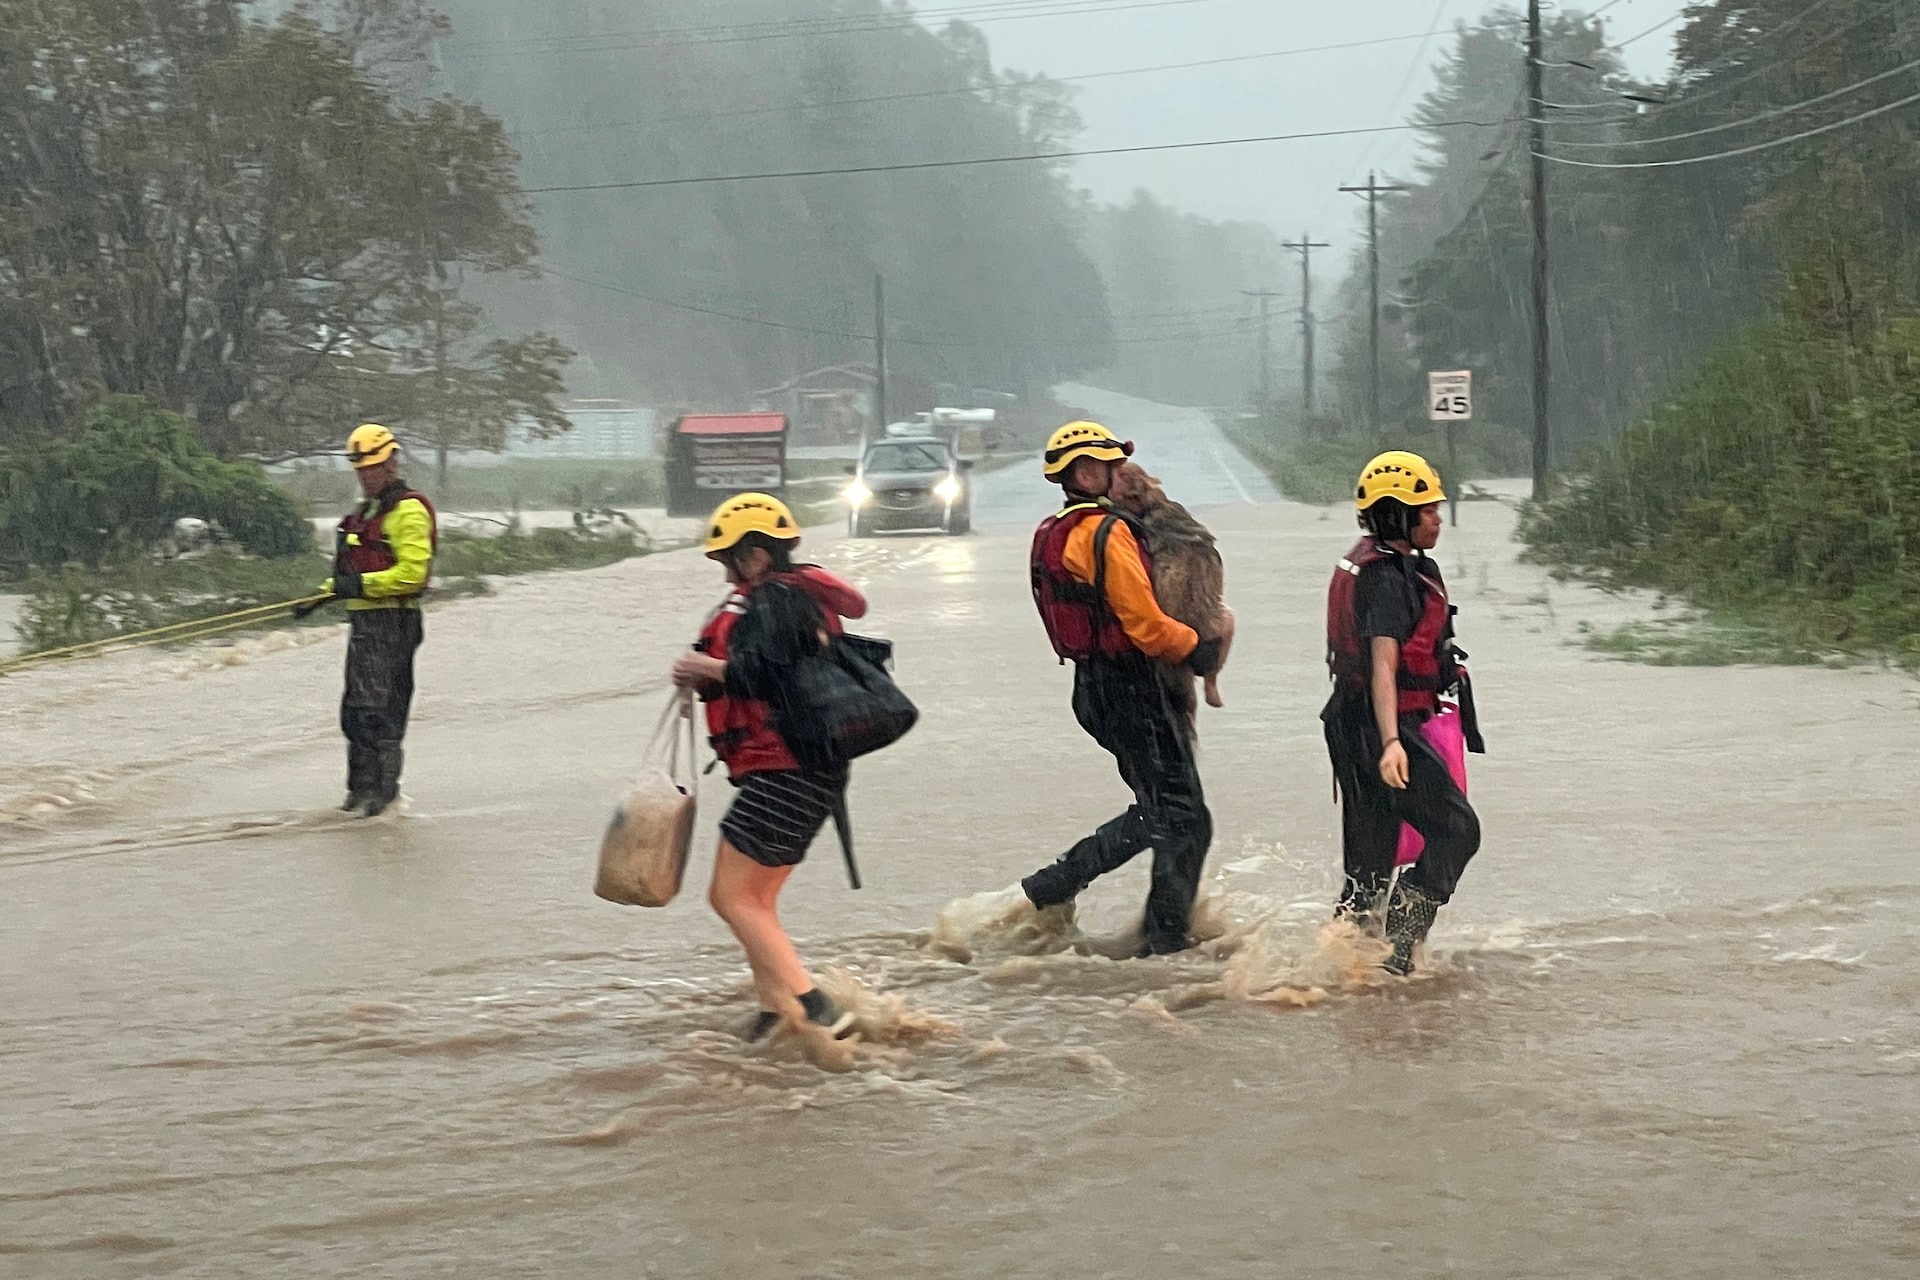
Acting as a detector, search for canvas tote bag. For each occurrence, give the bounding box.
[594,691,699,907]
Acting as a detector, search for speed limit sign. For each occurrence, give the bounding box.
[1428,370,1472,421]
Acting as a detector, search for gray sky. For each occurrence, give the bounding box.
[982,0,1691,261]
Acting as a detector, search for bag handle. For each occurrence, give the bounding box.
[647,688,700,794]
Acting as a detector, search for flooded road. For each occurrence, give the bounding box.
[4,399,1919,1278]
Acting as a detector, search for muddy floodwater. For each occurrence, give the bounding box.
[5,393,1919,1278]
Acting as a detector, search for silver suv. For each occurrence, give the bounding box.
[844,437,972,537]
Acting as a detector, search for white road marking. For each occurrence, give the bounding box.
[1210,445,1256,505]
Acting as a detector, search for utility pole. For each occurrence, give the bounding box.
[1239,288,1284,410]
[1527,0,1551,497]
[871,272,888,452]
[1339,170,1409,430]
[1281,233,1330,420]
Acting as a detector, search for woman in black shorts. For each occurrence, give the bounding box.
[671,493,870,1041]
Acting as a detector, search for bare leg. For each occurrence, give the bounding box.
[708,841,812,1013]
[1204,607,1235,708]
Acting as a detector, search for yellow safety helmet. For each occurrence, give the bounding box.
[345,423,399,469]
[1355,450,1446,509]
[705,492,801,555]
[1042,420,1132,480]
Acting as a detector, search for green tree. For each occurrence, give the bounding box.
[0,0,571,460]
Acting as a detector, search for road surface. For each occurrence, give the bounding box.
[3,391,1917,1279]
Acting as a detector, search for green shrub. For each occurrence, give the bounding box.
[0,396,311,577]
[1521,272,1920,660]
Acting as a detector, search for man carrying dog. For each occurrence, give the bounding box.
[1021,421,1223,955]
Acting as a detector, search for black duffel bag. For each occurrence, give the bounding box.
[769,633,918,773]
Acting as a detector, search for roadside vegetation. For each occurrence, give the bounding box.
[3,400,661,657]
[13,518,659,657]
[1219,410,1529,504]
[1522,219,1920,668]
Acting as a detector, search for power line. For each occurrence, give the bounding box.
[1549,55,1920,149]
[1611,11,1682,50]
[1326,0,1456,196]
[1524,0,1896,136]
[1535,87,1920,168]
[535,264,873,339]
[1308,3,1465,231]
[1615,0,1891,124]
[505,29,1457,142]
[1539,97,1636,111]
[521,117,1514,195]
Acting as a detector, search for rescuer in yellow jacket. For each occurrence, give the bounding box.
[1023,421,1221,954]
[323,424,439,816]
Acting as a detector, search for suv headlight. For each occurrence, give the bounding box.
[844,480,871,507]
[934,477,962,503]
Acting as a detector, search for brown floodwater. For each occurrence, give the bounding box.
[4,391,1918,1278]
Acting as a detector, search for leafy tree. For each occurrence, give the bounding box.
[1350,1,1920,459]
[0,0,571,460]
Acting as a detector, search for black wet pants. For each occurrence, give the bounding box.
[1326,710,1479,911]
[341,609,423,800]
[1027,659,1213,951]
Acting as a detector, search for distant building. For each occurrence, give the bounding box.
[491,400,660,463]
[752,364,876,443]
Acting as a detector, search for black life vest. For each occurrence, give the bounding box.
[1326,535,1456,715]
[1030,502,1148,663]
[335,482,438,590]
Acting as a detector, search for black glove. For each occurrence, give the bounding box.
[332,570,365,600]
[1185,636,1223,677]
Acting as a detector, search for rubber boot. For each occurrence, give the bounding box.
[343,744,377,811]
[1382,884,1441,977]
[1334,876,1390,936]
[1020,860,1084,910]
[362,746,403,817]
[1022,809,1150,909]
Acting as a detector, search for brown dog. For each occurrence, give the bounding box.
[1108,461,1234,736]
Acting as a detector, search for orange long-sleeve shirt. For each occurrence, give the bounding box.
[1060,514,1198,663]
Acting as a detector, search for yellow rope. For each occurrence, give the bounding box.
[0,592,332,675]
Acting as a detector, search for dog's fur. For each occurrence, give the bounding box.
[1107,461,1234,737]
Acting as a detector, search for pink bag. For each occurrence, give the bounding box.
[1394,704,1468,867]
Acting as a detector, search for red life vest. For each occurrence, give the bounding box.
[1326,536,1455,715]
[1030,502,1148,663]
[698,567,856,778]
[335,483,438,590]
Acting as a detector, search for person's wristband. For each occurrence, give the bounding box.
[1382,738,1400,749]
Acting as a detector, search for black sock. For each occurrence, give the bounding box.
[797,989,828,1019]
